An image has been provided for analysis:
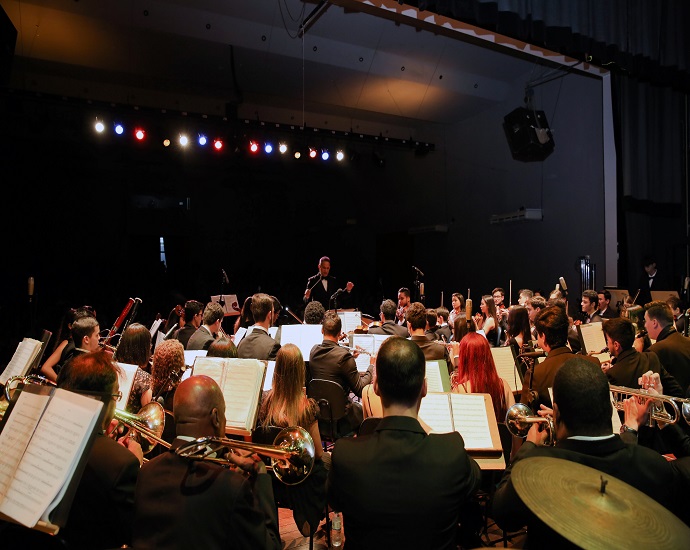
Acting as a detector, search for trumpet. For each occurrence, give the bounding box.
[175,426,315,485]
[111,402,170,453]
[4,374,57,401]
[609,385,690,426]
[505,403,555,446]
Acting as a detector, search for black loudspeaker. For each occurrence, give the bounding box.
[0,6,17,87]
[503,107,555,162]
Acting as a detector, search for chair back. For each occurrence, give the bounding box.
[307,379,349,443]
[357,416,382,436]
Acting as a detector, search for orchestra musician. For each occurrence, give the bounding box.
[493,357,683,547]
[58,351,143,550]
[54,316,103,386]
[40,305,96,382]
[304,256,353,311]
[448,292,465,327]
[327,337,481,549]
[173,300,204,349]
[368,298,409,337]
[237,293,281,361]
[186,302,225,351]
[474,295,500,347]
[132,375,281,550]
[396,287,411,325]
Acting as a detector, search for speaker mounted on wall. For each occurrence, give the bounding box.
[503,107,555,162]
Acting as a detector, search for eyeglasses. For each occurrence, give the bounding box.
[111,391,123,402]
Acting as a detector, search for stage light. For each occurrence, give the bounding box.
[213,139,223,151]
[264,143,273,154]
[179,135,189,146]
[94,121,105,133]
[249,140,259,153]
[163,139,171,147]
[279,142,288,154]
[336,150,345,161]
[294,151,301,159]
[114,124,124,135]
[321,150,330,161]
[309,148,317,159]
[198,135,207,146]
[135,128,145,141]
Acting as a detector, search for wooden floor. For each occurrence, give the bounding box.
[278,508,527,549]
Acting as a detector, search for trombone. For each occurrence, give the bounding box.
[4,374,57,401]
[609,385,690,426]
[111,401,170,452]
[175,426,315,485]
[505,403,555,446]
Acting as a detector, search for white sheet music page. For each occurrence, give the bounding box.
[222,359,265,431]
[149,318,164,337]
[350,335,374,372]
[264,361,276,391]
[115,363,139,412]
[578,322,607,355]
[0,389,103,527]
[418,393,454,434]
[490,347,522,392]
[425,361,445,393]
[191,357,226,385]
[0,338,43,386]
[234,327,248,345]
[337,312,361,334]
[280,324,323,360]
[372,334,391,354]
[184,350,207,368]
[450,393,494,450]
[0,391,50,503]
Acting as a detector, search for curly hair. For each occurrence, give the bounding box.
[151,339,185,396]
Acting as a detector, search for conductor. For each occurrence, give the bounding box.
[304,256,354,310]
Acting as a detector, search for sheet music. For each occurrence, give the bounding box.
[0,338,43,385]
[372,334,391,354]
[0,391,50,501]
[0,389,102,527]
[234,327,248,345]
[279,324,323,360]
[425,361,446,393]
[154,330,165,350]
[211,294,241,316]
[578,322,607,354]
[418,393,454,434]
[115,363,139,412]
[184,350,207,368]
[490,347,522,392]
[350,335,375,372]
[223,360,265,430]
[192,357,226,383]
[149,318,164,337]
[450,394,494,450]
[268,327,279,339]
[264,361,276,391]
[337,311,361,334]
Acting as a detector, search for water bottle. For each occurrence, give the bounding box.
[331,511,342,548]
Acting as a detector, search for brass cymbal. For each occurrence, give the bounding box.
[512,456,690,549]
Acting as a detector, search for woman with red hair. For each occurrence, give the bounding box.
[450,332,514,422]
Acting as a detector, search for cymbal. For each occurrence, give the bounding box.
[512,456,690,549]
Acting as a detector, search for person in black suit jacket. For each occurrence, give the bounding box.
[645,300,690,393]
[435,306,453,342]
[133,375,281,550]
[304,256,354,311]
[186,302,224,351]
[367,299,409,337]
[493,357,682,547]
[237,293,281,360]
[57,351,143,550]
[597,289,618,319]
[327,337,481,549]
[636,255,671,306]
[173,300,204,348]
[524,306,599,409]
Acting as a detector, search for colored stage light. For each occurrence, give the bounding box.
[163,139,171,147]
[294,151,301,159]
[198,135,207,146]
[94,121,105,133]
[179,135,189,146]
[249,141,259,153]
[309,148,317,159]
[264,143,273,154]
[213,139,223,150]
[321,150,330,161]
[336,150,345,161]
[135,129,145,141]
[279,142,288,154]
[114,124,124,135]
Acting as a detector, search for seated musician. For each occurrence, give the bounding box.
[186,302,225,351]
[524,305,599,409]
[148,339,186,453]
[492,357,683,547]
[327,337,481,549]
[132,375,281,549]
[258,344,327,537]
[309,311,374,435]
[57,350,143,550]
[237,293,281,360]
[54,316,102,386]
[406,302,452,373]
[367,298,409,337]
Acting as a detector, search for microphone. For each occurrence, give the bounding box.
[28,276,35,303]
[412,265,425,277]
[559,277,568,295]
[518,350,546,359]
[331,288,344,301]
[222,269,229,285]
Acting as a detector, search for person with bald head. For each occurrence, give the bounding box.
[132,375,281,550]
